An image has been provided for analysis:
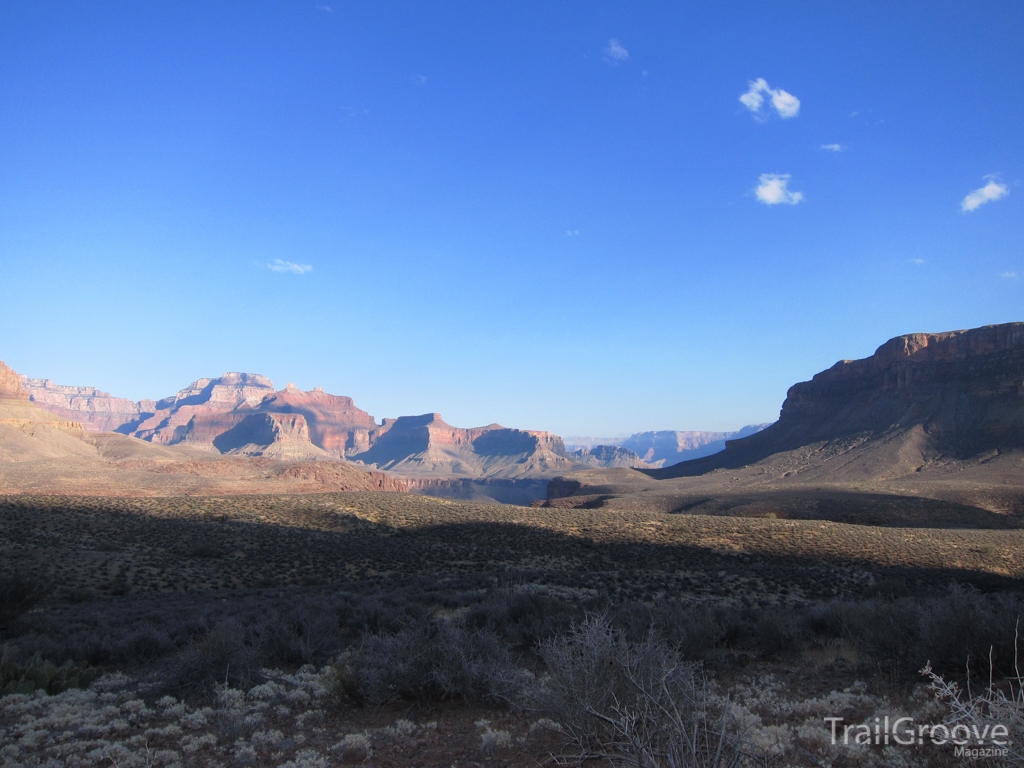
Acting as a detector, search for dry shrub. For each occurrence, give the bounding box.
[537,615,764,767]
[260,604,341,665]
[922,656,1023,765]
[333,616,531,706]
[161,619,262,699]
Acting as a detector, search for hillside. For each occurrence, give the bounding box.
[542,323,1024,527]
[654,322,1024,480]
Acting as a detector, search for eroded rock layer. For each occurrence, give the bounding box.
[19,378,154,433]
[15,367,646,479]
[655,322,1024,478]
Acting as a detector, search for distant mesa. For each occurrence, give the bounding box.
[620,426,770,467]
[211,412,330,461]
[257,383,378,456]
[352,412,575,479]
[19,376,155,433]
[564,425,770,468]
[570,444,649,469]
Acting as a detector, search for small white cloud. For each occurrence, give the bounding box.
[565,230,580,236]
[1002,271,1018,279]
[755,173,803,206]
[739,78,767,112]
[267,259,313,275]
[770,88,800,118]
[604,38,629,62]
[314,4,332,11]
[739,78,800,119]
[821,143,845,152]
[961,177,1009,212]
[909,258,926,265]
[411,74,427,85]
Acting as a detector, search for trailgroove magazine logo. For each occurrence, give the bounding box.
[826,716,1010,759]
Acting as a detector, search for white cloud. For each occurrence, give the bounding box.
[565,230,580,236]
[1002,271,1018,279]
[821,143,845,152]
[411,74,427,85]
[604,38,629,62]
[739,78,767,112]
[314,4,332,11]
[739,78,800,119]
[909,258,926,265]
[267,259,313,275]
[755,173,803,205]
[770,88,800,118]
[961,177,1009,212]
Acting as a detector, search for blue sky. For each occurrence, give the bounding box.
[1,2,1021,436]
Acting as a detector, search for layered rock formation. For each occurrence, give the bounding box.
[256,384,378,456]
[353,413,575,478]
[19,378,155,433]
[209,413,330,460]
[570,445,649,469]
[18,369,584,478]
[16,368,669,481]
[620,426,769,467]
[655,322,1024,479]
[1,362,29,400]
[130,374,277,444]
[1,361,84,435]
[0,360,409,496]
[539,324,1024,525]
[1,360,99,466]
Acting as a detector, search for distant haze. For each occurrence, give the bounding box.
[565,425,772,467]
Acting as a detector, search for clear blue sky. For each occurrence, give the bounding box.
[1,2,1021,436]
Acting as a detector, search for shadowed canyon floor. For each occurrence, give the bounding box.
[3,493,1022,602]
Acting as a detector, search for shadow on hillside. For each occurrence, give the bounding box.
[2,498,1020,606]
[664,488,1024,529]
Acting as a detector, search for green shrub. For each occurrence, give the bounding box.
[0,644,96,696]
[0,572,48,629]
[333,617,530,706]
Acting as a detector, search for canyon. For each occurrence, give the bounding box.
[8,321,1024,517]
[17,373,647,482]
